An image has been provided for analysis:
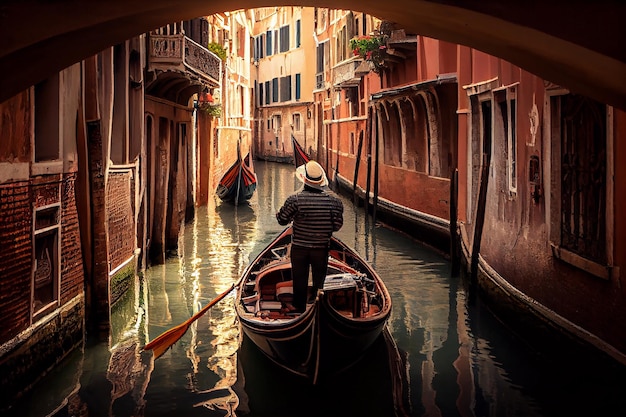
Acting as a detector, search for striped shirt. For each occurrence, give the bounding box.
[276,188,344,248]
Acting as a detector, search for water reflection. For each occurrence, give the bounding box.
[9,160,626,417]
[141,199,260,416]
[235,328,410,417]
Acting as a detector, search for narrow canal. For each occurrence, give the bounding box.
[10,161,626,417]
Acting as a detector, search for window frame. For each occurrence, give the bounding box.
[272,78,279,103]
[292,113,301,131]
[279,25,290,53]
[265,30,273,56]
[295,73,301,100]
[296,19,301,47]
[32,203,61,321]
[32,76,63,176]
[280,75,292,102]
[544,89,615,280]
[494,84,519,195]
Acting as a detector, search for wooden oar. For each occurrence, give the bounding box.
[143,283,235,359]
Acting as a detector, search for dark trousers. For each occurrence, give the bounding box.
[290,245,329,311]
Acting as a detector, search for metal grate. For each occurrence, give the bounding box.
[560,95,606,263]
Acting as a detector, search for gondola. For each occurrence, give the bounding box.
[234,226,392,384]
[216,150,257,205]
[291,134,310,167]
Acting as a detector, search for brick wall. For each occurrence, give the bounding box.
[106,169,136,270]
[60,173,85,304]
[1,173,85,342]
[0,181,32,341]
[0,173,85,411]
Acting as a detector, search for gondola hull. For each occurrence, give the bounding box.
[235,227,392,383]
[217,153,257,204]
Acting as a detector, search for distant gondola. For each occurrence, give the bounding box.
[216,148,257,205]
[291,134,310,167]
[234,226,392,384]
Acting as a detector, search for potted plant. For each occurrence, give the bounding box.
[349,32,388,74]
[197,91,222,117]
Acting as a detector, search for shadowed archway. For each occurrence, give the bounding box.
[1,1,625,109]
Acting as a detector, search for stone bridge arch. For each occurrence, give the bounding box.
[1,1,625,109]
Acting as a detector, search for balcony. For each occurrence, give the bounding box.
[333,58,368,88]
[385,29,418,63]
[146,34,222,104]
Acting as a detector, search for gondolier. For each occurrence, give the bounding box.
[276,160,344,313]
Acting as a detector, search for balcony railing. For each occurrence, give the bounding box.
[149,34,221,86]
[333,58,367,88]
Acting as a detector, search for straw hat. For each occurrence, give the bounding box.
[295,161,328,190]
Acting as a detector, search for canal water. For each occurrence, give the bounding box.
[9,161,626,417]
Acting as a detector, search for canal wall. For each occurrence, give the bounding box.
[335,173,450,255]
[458,224,626,366]
[335,170,626,367]
[0,295,84,412]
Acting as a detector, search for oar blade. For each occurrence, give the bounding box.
[143,323,190,359]
[142,284,236,359]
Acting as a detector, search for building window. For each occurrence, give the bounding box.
[272,78,279,103]
[33,205,60,316]
[254,35,264,61]
[548,93,611,278]
[350,132,355,154]
[336,25,348,63]
[272,114,282,149]
[295,73,301,100]
[280,76,292,102]
[296,20,301,47]
[316,42,327,90]
[259,34,265,59]
[266,30,273,56]
[34,76,60,162]
[238,85,245,117]
[237,26,245,58]
[292,113,301,131]
[280,25,290,53]
[346,87,358,117]
[272,114,282,132]
[464,78,499,221]
[466,94,493,222]
[336,26,343,63]
[264,81,270,105]
[495,86,518,194]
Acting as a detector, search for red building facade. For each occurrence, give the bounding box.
[319,13,626,363]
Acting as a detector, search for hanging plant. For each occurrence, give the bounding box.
[207,42,227,61]
[201,103,222,117]
[349,33,388,74]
